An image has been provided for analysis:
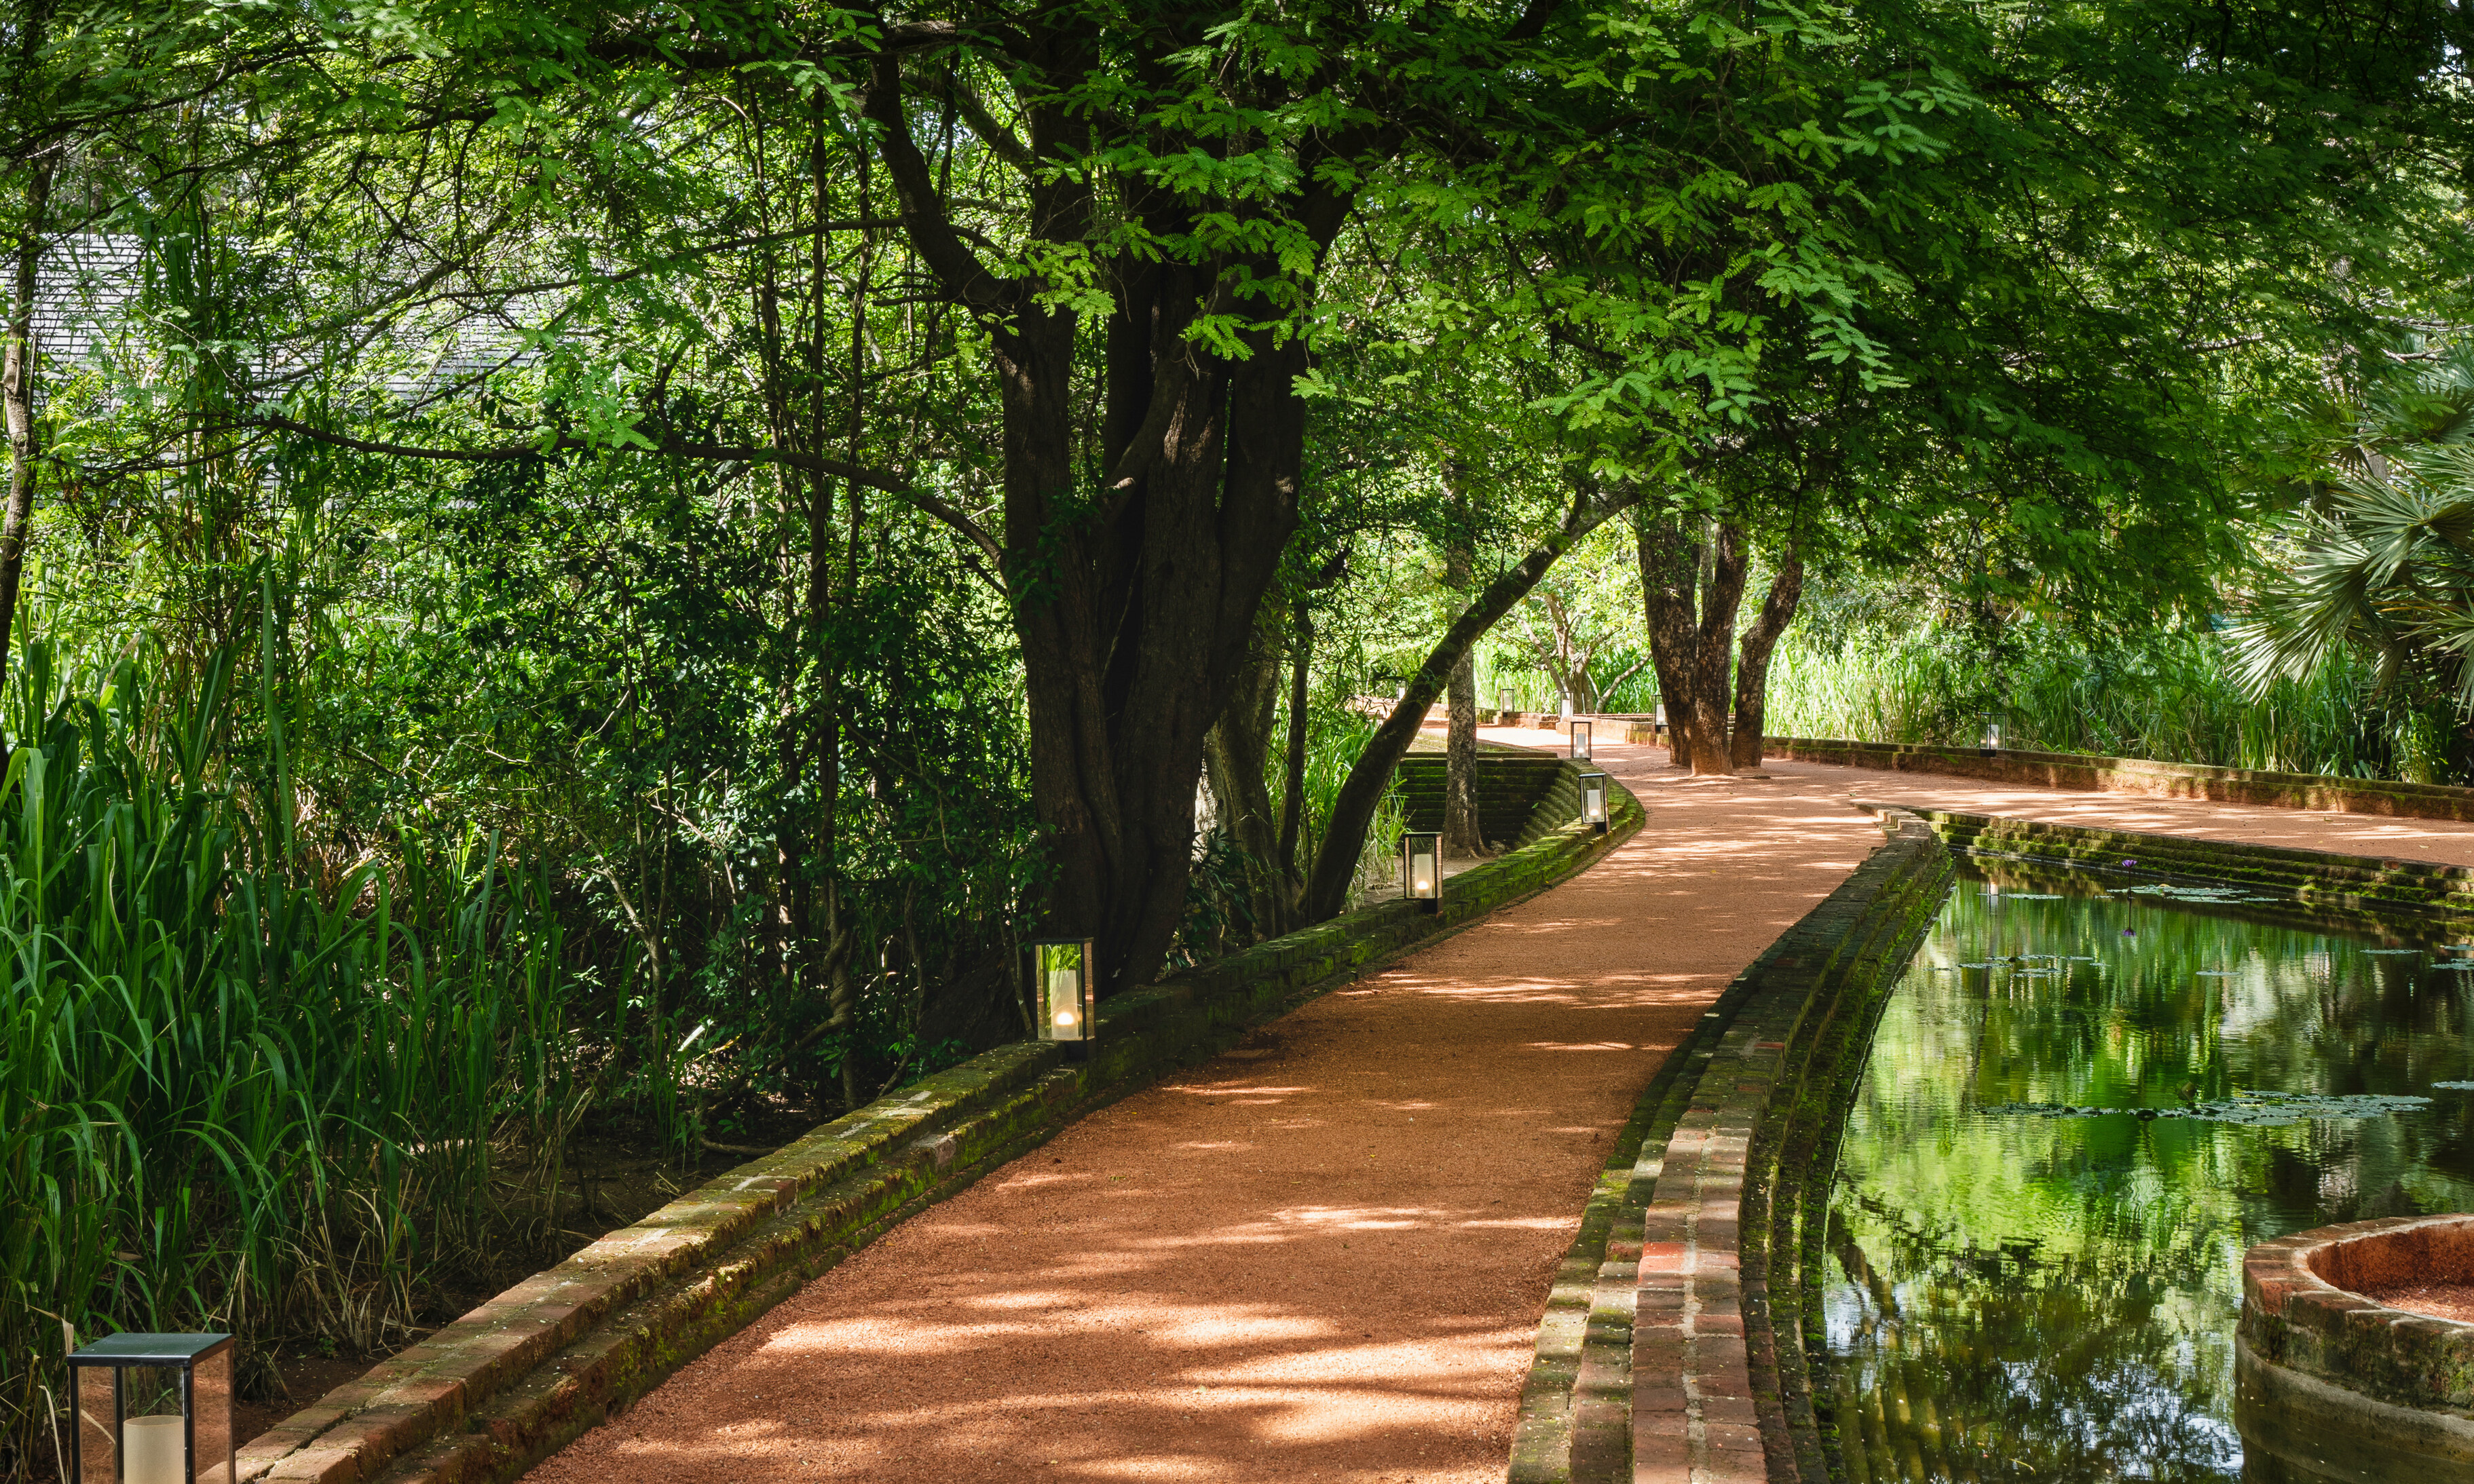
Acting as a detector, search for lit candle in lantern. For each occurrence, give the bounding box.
[126,1415,185,1484]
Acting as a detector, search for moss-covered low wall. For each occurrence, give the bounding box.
[1507,814,1955,1484]
[234,759,1641,1484]
[1772,737,2474,822]
[1903,805,2474,930]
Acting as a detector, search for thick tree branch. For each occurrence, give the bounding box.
[861,54,1018,317]
[1301,474,1643,921]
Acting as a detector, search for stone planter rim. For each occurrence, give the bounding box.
[2245,1213,2474,1335]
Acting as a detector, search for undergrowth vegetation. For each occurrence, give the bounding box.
[0,636,582,1467]
[1763,617,2466,783]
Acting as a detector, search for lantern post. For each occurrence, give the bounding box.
[1028,938,1098,1059]
[1400,831,1444,913]
[1579,770,1610,834]
[67,1332,235,1484]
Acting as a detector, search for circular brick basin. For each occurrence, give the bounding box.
[2239,1215,2474,1481]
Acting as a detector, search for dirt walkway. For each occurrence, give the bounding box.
[527,731,1883,1483]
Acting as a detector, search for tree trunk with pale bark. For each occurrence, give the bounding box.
[1441,503,1487,858]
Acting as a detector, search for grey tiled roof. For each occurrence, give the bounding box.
[19,232,537,410]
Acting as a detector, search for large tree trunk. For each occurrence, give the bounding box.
[1203,622,1288,937]
[0,151,52,715]
[1302,480,1641,921]
[1276,605,1312,892]
[868,54,1342,996]
[1636,514,1702,769]
[1443,647,1486,858]
[1730,543,1804,768]
[1687,523,1750,776]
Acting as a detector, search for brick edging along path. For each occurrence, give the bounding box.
[1510,812,1955,1484]
[235,759,1639,1484]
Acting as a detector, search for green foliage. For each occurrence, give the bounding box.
[1767,611,2462,783]
[2231,345,2474,725]
[0,641,579,1478]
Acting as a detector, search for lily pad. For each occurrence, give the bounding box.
[1984,1090,2433,1126]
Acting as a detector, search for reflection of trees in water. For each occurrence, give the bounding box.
[1827,1198,2240,1483]
[1826,884,2474,1483]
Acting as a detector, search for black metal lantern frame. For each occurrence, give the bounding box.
[1400,831,1444,914]
[67,1332,233,1484]
[1579,769,1610,834]
[1496,687,1514,717]
[1979,713,2004,757]
[1570,720,1592,761]
[1029,938,1097,1047]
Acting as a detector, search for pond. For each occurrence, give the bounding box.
[1823,864,2474,1483]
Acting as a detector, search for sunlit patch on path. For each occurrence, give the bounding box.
[527,729,1883,1482]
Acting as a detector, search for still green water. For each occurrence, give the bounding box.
[1823,866,2474,1483]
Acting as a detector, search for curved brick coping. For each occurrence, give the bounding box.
[2236,1217,2474,1471]
[1507,812,1955,1484]
[233,760,1641,1484]
[1771,737,2474,822]
[1892,805,2474,928]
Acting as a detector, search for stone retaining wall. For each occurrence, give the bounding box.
[1772,737,2474,822]
[236,760,1642,1484]
[1901,805,2474,928]
[1508,812,1955,1484]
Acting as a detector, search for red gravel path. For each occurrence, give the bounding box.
[526,732,1882,1483]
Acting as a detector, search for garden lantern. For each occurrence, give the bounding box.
[1400,831,1444,913]
[1559,694,1573,721]
[1571,720,1592,761]
[1579,770,1610,834]
[1497,686,1514,717]
[1980,713,2004,756]
[1029,938,1096,1044]
[67,1332,233,1484]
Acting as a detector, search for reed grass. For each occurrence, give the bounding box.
[1763,621,2457,783]
[0,638,580,1479]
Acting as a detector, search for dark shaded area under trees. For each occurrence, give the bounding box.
[0,0,2469,1470]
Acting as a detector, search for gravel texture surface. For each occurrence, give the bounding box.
[526,732,1883,1483]
[2365,1282,2474,1325]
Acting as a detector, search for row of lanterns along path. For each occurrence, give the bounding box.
[62,727,1623,1466]
[1402,722,1609,917]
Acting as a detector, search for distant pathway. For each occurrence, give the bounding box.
[528,729,1882,1483]
[1770,755,2474,868]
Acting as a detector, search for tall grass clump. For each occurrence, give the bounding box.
[1765,618,2460,784]
[0,640,579,1481]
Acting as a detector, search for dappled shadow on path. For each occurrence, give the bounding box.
[526,733,1881,1483]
